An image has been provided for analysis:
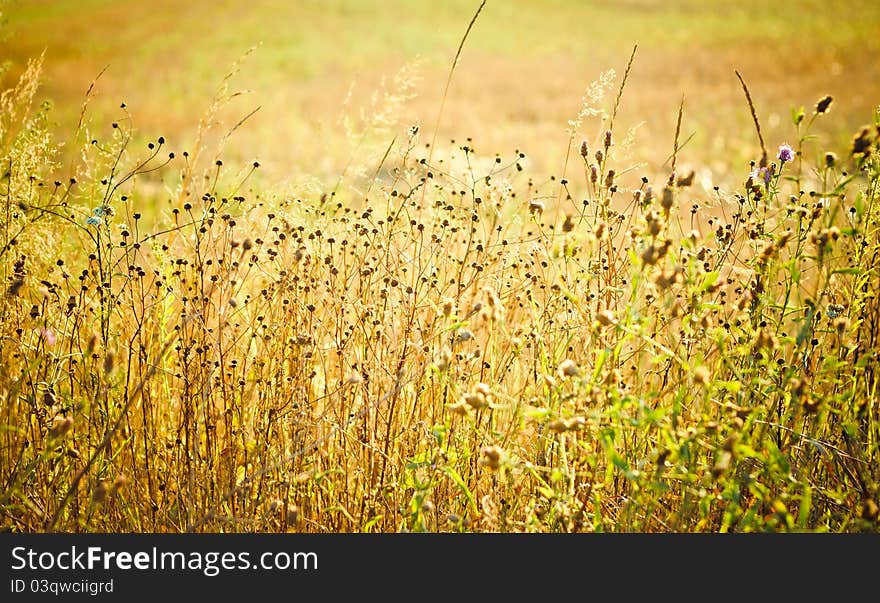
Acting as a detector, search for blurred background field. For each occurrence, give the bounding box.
[3,0,879,190]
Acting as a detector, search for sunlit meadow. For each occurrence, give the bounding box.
[1,0,878,532]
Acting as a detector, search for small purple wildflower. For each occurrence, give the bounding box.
[749,166,772,184]
[40,328,56,346]
[777,144,795,163]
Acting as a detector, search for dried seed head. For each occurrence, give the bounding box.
[456,329,474,343]
[481,445,503,470]
[463,391,489,410]
[110,475,128,495]
[736,290,753,312]
[92,479,110,504]
[103,351,115,375]
[693,366,711,386]
[529,200,545,215]
[802,394,821,414]
[722,433,739,453]
[790,378,807,401]
[661,186,675,214]
[548,416,586,433]
[557,358,580,378]
[699,313,713,329]
[604,130,613,148]
[653,268,680,290]
[643,239,672,266]
[851,125,873,157]
[448,401,470,416]
[815,95,833,115]
[604,169,615,189]
[441,298,455,318]
[548,418,569,433]
[596,309,616,327]
[676,170,695,187]
[48,415,74,439]
[824,151,837,168]
[711,451,732,479]
[758,242,776,264]
[562,214,575,233]
[287,506,300,526]
[436,346,453,371]
[646,212,662,237]
[579,140,589,158]
[826,303,845,319]
[755,329,779,350]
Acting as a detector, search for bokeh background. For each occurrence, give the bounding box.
[3,0,879,189]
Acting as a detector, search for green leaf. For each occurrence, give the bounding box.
[791,106,805,126]
[525,406,552,420]
[699,271,719,293]
[833,175,856,195]
[443,467,477,514]
[716,380,742,393]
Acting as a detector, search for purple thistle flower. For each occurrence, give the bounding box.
[749,167,773,184]
[777,144,795,163]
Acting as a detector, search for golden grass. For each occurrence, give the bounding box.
[1,2,879,533]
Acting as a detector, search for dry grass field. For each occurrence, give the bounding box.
[1,0,879,532]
